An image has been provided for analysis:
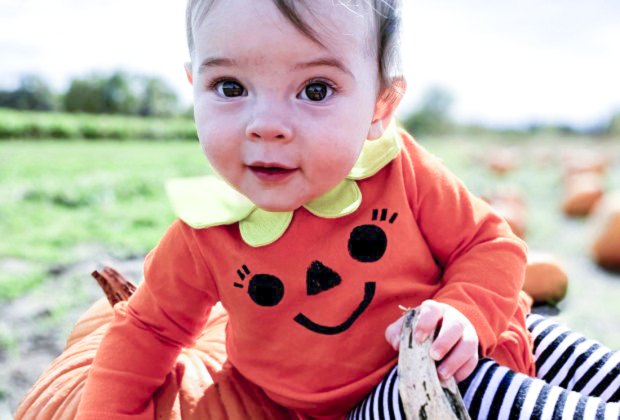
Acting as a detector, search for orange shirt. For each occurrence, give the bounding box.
[77,131,532,419]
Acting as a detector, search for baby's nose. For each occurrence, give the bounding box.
[245,104,293,141]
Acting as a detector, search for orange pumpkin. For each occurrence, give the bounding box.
[485,148,520,175]
[523,251,568,305]
[15,269,293,420]
[590,193,620,270]
[561,172,604,217]
[481,188,527,239]
[562,151,608,178]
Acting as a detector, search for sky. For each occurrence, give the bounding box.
[1,0,619,128]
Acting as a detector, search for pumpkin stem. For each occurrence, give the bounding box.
[91,266,137,307]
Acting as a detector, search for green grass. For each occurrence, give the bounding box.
[0,269,48,301]
[0,108,197,140]
[0,139,212,299]
[0,323,18,354]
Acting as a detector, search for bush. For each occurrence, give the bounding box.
[0,75,57,111]
[606,111,620,136]
[0,109,197,141]
[402,87,454,137]
[64,72,140,115]
[63,71,180,117]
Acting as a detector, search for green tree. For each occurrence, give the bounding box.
[102,72,139,114]
[0,75,57,111]
[63,77,105,113]
[138,77,179,117]
[605,111,620,136]
[402,87,454,137]
[63,71,140,114]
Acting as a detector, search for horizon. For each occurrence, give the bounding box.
[1,0,619,129]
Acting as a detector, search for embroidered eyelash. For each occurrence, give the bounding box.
[371,208,398,223]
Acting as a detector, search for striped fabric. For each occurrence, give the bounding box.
[348,314,620,419]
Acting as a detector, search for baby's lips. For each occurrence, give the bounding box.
[247,160,296,170]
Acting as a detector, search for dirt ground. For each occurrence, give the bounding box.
[0,253,145,418]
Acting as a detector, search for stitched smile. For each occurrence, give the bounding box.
[293,282,376,335]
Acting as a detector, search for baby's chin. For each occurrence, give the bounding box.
[247,189,315,213]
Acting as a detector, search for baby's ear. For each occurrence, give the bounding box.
[184,62,193,85]
[367,77,407,140]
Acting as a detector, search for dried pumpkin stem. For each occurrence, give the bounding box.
[91,266,137,307]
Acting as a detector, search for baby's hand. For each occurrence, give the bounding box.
[385,300,479,382]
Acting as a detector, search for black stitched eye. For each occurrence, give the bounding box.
[217,80,245,97]
[247,274,284,306]
[348,224,387,262]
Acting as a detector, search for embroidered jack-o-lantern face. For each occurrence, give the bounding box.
[233,209,398,334]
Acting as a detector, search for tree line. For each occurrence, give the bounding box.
[401,87,620,137]
[0,72,184,118]
[1,73,618,137]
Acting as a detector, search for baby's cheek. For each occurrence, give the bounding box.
[199,131,238,175]
[328,140,363,173]
[312,150,355,185]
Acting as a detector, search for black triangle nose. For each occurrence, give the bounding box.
[306,260,342,295]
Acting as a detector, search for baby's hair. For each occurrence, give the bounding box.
[185,0,403,92]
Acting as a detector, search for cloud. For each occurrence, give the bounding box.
[400,0,620,126]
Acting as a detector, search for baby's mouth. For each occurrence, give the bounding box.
[248,163,297,181]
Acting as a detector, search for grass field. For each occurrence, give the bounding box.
[0,139,211,299]
[0,109,197,140]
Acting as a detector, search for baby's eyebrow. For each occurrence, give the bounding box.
[197,56,354,79]
[294,58,355,79]
[198,57,237,74]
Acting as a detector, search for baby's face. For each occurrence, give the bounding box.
[190,0,384,211]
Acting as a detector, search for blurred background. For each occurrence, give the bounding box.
[1,0,619,416]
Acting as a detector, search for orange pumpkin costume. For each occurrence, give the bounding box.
[77,129,532,419]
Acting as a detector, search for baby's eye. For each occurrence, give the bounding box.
[299,81,334,102]
[213,80,246,98]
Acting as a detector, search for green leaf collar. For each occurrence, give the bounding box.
[166,122,401,247]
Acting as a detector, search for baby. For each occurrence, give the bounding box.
[77,0,620,419]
